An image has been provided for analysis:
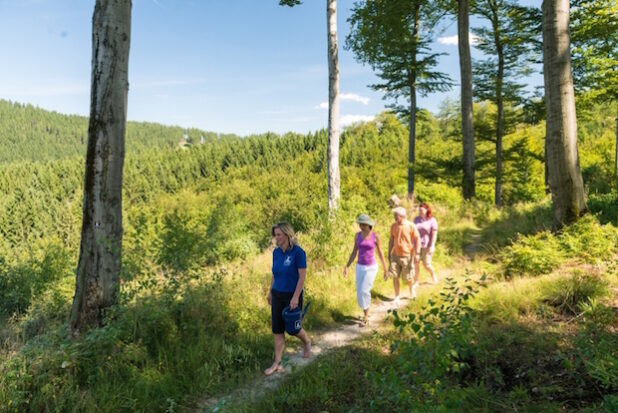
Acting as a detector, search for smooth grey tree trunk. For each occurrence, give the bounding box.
[70,0,131,332]
[459,0,475,200]
[327,0,340,213]
[542,0,586,228]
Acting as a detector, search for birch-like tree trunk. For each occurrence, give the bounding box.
[459,0,475,200]
[70,0,131,332]
[327,0,340,212]
[542,0,586,228]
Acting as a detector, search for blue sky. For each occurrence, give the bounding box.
[0,0,541,136]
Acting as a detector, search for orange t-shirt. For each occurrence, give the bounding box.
[390,219,419,256]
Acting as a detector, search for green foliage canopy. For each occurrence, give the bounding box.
[345,0,453,117]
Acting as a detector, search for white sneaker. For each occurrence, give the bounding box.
[411,283,419,298]
[432,275,439,284]
[393,296,400,305]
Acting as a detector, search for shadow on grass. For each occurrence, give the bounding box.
[227,311,613,412]
[439,224,485,259]
[476,203,553,253]
[371,290,394,303]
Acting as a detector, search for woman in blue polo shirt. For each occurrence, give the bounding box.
[264,222,311,376]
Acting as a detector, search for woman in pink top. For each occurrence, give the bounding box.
[343,214,387,325]
[413,202,439,284]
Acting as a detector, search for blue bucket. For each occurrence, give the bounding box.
[282,302,310,335]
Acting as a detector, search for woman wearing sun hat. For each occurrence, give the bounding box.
[343,214,387,325]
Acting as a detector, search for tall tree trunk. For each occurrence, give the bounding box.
[327,0,340,213]
[408,5,420,201]
[544,133,550,192]
[492,2,504,207]
[70,0,131,332]
[542,0,586,228]
[459,0,475,200]
[408,82,417,200]
[495,87,503,207]
[615,105,618,185]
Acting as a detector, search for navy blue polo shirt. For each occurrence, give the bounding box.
[272,245,307,293]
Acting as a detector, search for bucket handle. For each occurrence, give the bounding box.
[301,301,310,319]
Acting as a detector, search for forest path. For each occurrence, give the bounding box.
[195,265,459,412]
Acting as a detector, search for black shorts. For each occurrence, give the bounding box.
[271,289,303,335]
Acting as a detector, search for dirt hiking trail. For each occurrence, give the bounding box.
[196,266,457,412]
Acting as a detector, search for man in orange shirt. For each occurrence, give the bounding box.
[388,206,421,302]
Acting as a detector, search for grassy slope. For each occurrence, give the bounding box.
[226,208,618,413]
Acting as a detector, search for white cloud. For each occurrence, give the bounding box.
[340,114,374,126]
[438,33,480,46]
[340,93,370,105]
[316,92,370,110]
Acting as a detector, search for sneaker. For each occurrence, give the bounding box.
[393,296,400,304]
[432,275,439,284]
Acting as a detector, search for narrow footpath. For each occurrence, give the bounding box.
[196,267,456,412]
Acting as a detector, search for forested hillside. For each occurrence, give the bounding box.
[0,100,239,162]
[0,0,616,409]
[0,99,616,411]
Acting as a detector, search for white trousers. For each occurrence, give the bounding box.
[355,263,378,310]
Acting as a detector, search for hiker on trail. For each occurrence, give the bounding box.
[264,222,312,376]
[343,214,387,326]
[414,202,439,284]
[388,207,421,301]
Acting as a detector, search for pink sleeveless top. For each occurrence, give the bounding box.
[356,232,377,266]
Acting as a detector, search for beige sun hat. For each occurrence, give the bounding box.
[356,214,375,227]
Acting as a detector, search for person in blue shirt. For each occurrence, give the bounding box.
[264,222,311,376]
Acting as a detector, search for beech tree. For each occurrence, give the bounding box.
[346,0,452,199]
[542,0,586,227]
[70,0,132,332]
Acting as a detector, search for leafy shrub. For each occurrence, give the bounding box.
[587,191,618,225]
[501,231,564,277]
[0,240,72,315]
[415,181,463,210]
[204,198,258,265]
[389,275,487,388]
[558,214,618,263]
